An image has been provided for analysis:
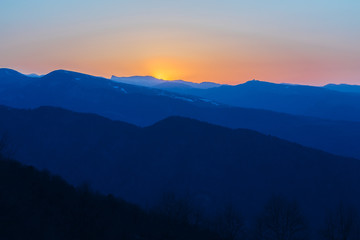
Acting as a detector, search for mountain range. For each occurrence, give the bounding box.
[324,83,360,93]
[1,68,360,160]
[0,105,359,226]
[120,77,360,122]
[111,75,221,89]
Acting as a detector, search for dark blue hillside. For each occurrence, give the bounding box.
[0,154,219,240]
[0,105,359,226]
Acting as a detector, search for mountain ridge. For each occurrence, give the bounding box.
[1,105,359,226]
[111,74,222,89]
[2,68,360,160]
[0,155,219,240]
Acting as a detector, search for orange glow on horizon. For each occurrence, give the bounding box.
[2,1,360,86]
[145,58,191,81]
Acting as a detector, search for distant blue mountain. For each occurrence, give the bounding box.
[1,68,360,160]
[111,75,360,122]
[26,73,43,78]
[111,75,165,87]
[1,105,359,226]
[156,79,360,122]
[111,75,222,89]
[324,83,360,93]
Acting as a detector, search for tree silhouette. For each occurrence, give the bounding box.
[154,192,194,225]
[213,203,245,240]
[321,203,360,240]
[0,158,220,240]
[253,196,307,240]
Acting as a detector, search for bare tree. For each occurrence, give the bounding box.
[214,203,245,240]
[155,192,194,225]
[253,196,307,240]
[322,203,359,240]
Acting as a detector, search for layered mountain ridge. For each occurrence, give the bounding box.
[0,105,359,225]
[1,68,360,160]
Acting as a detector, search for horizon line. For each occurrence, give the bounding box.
[1,67,359,87]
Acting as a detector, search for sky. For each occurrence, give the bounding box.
[1,0,359,85]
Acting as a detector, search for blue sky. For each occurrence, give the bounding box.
[1,0,359,84]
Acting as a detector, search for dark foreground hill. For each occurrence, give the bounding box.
[1,106,360,226]
[1,68,360,160]
[0,155,219,240]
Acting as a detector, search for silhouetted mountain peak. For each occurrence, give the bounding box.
[0,68,24,78]
[26,73,42,78]
[148,116,227,134]
[241,79,278,87]
[233,79,327,94]
[44,69,96,79]
[199,81,222,88]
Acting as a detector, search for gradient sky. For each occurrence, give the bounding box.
[1,0,359,85]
